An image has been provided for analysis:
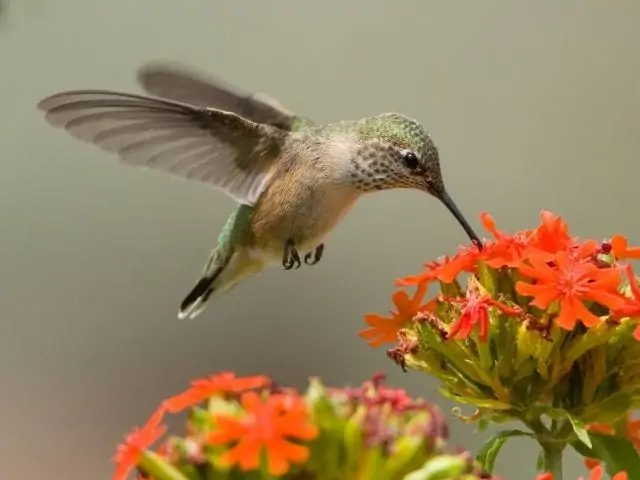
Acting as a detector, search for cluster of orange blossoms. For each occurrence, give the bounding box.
[358,210,640,479]
[114,372,318,479]
[112,372,494,480]
[360,210,640,348]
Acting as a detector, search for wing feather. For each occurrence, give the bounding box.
[37,90,286,205]
[136,61,302,130]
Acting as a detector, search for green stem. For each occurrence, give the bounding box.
[139,451,189,480]
[521,417,568,480]
[540,441,565,480]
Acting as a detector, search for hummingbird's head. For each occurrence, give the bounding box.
[354,113,481,245]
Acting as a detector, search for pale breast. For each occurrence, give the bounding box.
[246,134,363,261]
[248,172,360,259]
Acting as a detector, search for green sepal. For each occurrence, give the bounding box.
[438,279,463,298]
[476,261,498,297]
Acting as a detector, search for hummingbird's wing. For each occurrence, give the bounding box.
[37,90,286,206]
[136,61,312,132]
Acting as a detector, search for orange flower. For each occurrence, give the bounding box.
[611,235,640,260]
[586,422,614,435]
[209,391,318,476]
[163,372,270,413]
[479,212,533,268]
[445,279,522,342]
[113,406,167,480]
[396,245,481,287]
[612,265,640,340]
[587,413,640,451]
[627,417,640,450]
[528,210,573,254]
[582,458,601,473]
[540,466,628,480]
[516,250,625,330]
[359,282,432,347]
[583,464,628,480]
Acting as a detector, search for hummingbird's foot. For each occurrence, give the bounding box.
[283,239,302,270]
[304,244,324,266]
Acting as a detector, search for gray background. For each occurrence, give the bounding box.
[1,1,639,479]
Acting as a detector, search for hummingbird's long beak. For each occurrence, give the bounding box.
[438,190,483,248]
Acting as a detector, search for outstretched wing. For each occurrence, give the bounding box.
[37,90,287,205]
[136,61,309,132]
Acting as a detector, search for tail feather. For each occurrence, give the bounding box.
[178,248,229,320]
[178,274,218,320]
[177,247,266,321]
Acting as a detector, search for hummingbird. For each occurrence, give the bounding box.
[37,61,482,321]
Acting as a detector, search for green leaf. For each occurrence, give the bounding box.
[568,416,592,449]
[580,391,633,423]
[475,429,533,473]
[344,406,365,475]
[589,432,640,478]
[402,455,466,480]
[360,445,389,480]
[387,436,428,477]
[570,437,593,458]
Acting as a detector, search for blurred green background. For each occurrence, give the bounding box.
[1,1,639,479]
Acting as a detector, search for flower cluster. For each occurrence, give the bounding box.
[112,373,495,480]
[359,210,640,478]
[360,211,640,426]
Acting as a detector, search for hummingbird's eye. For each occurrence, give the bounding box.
[401,150,420,171]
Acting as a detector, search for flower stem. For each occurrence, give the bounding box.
[540,441,565,480]
[139,451,189,480]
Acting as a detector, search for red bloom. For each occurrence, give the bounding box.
[445,278,522,342]
[587,413,640,452]
[612,266,640,340]
[583,465,628,480]
[480,210,577,268]
[163,372,270,413]
[478,212,533,268]
[540,466,628,480]
[209,391,318,476]
[113,406,167,480]
[537,474,554,480]
[528,210,573,254]
[611,235,640,260]
[359,282,433,347]
[516,250,626,330]
[627,417,640,451]
[396,246,481,287]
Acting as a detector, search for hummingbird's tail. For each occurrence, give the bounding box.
[177,247,265,320]
[178,273,220,321]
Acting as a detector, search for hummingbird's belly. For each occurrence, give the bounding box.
[248,181,360,261]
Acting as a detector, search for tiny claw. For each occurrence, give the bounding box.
[283,239,301,270]
[304,244,324,266]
